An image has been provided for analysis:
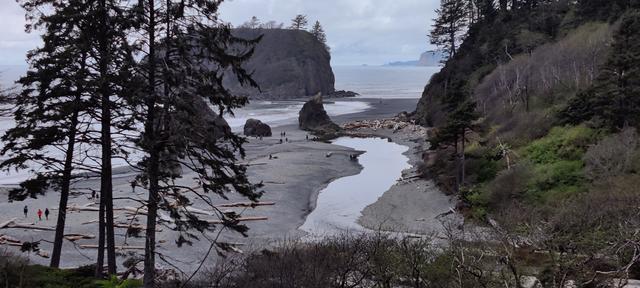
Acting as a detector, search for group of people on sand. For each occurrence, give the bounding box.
[277,131,311,143]
[23,205,50,221]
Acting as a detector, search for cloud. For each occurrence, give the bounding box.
[0,1,41,65]
[219,0,439,65]
[0,0,440,66]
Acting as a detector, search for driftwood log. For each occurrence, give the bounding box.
[79,244,145,250]
[0,219,55,231]
[64,233,96,241]
[206,216,268,224]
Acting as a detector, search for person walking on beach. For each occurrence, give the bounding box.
[23,205,28,218]
[44,208,50,220]
[37,209,43,221]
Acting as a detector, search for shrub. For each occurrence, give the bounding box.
[524,125,596,164]
[584,127,639,180]
[0,250,96,288]
[486,164,533,210]
[96,276,143,288]
[192,234,453,288]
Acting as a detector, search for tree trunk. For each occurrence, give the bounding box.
[461,130,466,186]
[143,0,159,285]
[454,134,460,194]
[450,30,457,58]
[49,96,81,268]
[98,0,117,275]
[95,193,105,278]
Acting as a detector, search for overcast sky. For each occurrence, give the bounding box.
[0,0,439,66]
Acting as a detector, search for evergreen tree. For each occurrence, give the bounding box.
[241,16,260,28]
[92,0,137,276]
[0,54,93,270]
[310,21,329,51]
[430,0,469,60]
[290,14,308,30]
[562,10,640,130]
[431,80,478,191]
[131,1,263,285]
[8,0,135,275]
[4,0,96,270]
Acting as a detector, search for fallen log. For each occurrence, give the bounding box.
[206,216,268,224]
[64,233,96,241]
[216,202,275,208]
[81,214,119,225]
[0,234,21,243]
[80,244,145,250]
[0,218,17,229]
[0,241,22,247]
[114,223,162,232]
[0,220,56,231]
[67,203,126,213]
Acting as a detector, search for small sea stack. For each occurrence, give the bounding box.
[244,118,272,137]
[298,94,341,135]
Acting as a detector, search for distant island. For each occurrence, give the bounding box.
[385,50,444,67]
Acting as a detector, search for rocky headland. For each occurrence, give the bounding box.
[224,29,337,100]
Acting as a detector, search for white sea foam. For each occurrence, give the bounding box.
[225,100,371,131]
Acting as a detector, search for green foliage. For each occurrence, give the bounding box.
[430,0,468,59]
[562,10,640,130]
[474,157,500,183]
[527,160,585,202]
[523,125,596,164]
[96,276,143,288]
[517,126,595,203]
[577,0,640,21]
[0,261,97,288]
[461,186,490,219]
[309,21,329,51]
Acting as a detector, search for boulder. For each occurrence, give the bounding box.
[298,94,340,133]
[326,90,359,98]
[243,119,272,137]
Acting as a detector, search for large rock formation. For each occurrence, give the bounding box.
[298,95,340,134]
[224,29,335,100]
[243,119,272,137]
[417,50,444,66]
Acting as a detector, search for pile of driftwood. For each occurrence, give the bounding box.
[1,200,273,259]
[0,234,50,258]
[342,117,429,138]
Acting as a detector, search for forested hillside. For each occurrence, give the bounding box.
[417,0,640,284]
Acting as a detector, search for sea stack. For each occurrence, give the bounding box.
[244,118,272,137]
[298,94,340,135]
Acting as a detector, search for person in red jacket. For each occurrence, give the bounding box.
[37,209,43,221]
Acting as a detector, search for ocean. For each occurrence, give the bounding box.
[333,65,440,99]
[0,65,440,130]
[228,65,439,129]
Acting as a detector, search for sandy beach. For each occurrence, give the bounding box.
[0,97,457,274]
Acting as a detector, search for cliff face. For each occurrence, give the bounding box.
[225,29,335,100]
[417,51,444,66]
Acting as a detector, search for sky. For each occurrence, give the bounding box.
[0,0,439,67]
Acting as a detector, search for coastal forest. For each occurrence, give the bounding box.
[0,0,640,287]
